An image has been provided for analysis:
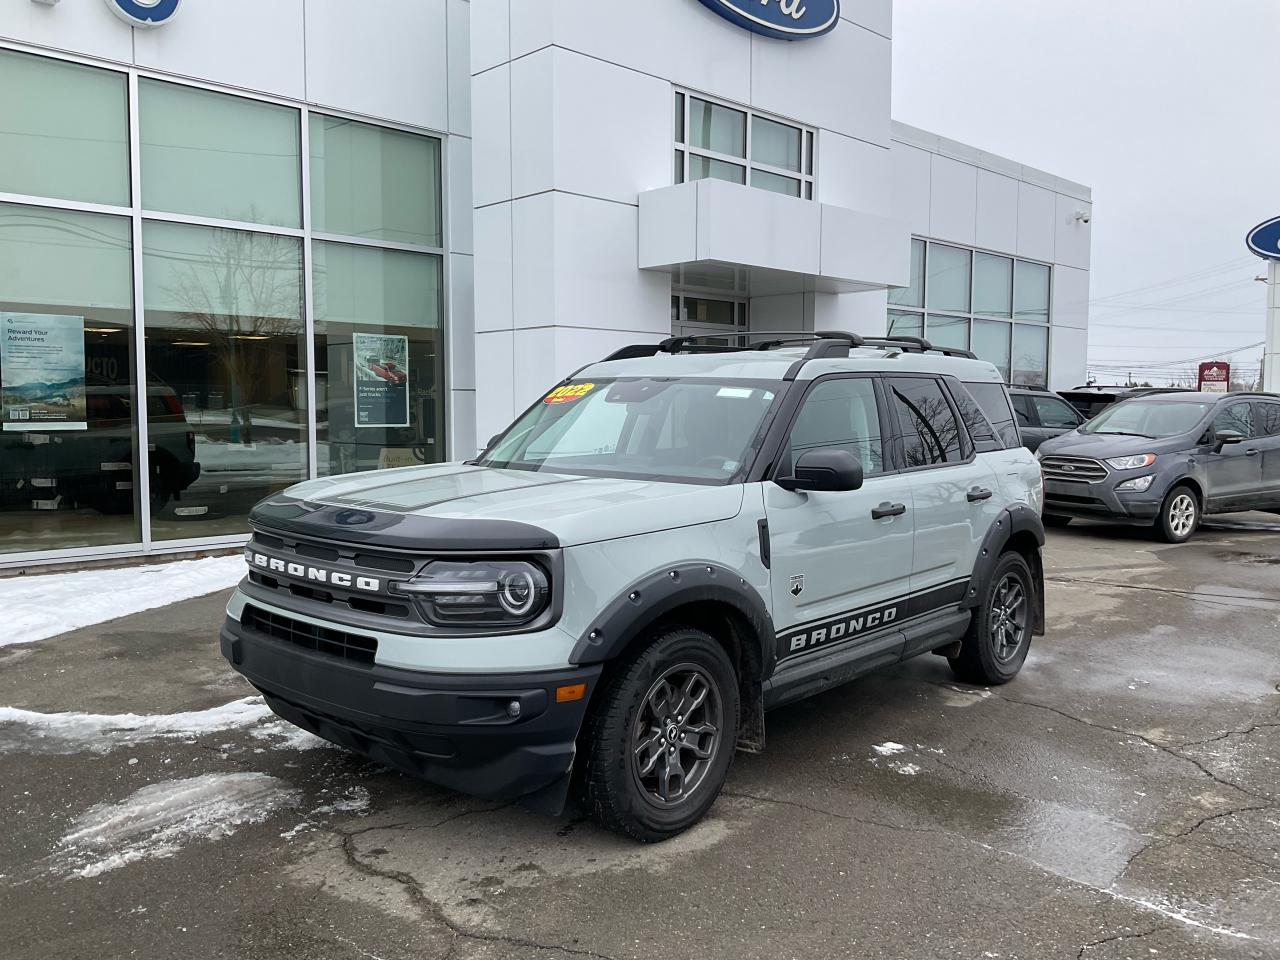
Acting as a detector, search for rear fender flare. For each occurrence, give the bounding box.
[967,504,1046,634]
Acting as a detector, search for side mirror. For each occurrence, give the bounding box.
[776,449,865,493]
[1214,429,1244,452]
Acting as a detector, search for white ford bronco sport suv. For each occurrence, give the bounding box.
[221,332,1045,841]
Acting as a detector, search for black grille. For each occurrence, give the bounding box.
[1041,455,1109,483]
[242,605,378,665]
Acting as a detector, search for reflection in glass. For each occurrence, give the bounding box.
[0,50,130,207]
[889,239,925,307]
[1014,261,1051,323]
[139,80,302,227]
[972,319,1012,382]
[927,314,969,350]
[313,242,444,476]
[974,253,1013,318]
[750,169,801,197]
[142,221,307,539]
[689,155,746,185]
[926,244,971,313]
[688,98,747,157]
[1012,323,1049,386]
[0,204,138,555]
[888,310,924,339]
[309,114,442,247]
[751,116,802,172]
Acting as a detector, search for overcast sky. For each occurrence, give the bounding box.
[891,0,1278,385]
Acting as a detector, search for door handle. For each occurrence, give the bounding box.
[872,501,907,520]
[1246,448,1260,457]
[967,486,994,503]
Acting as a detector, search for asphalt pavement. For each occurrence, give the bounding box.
[2,516,1278,960]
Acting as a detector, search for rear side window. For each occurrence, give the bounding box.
[888,377,967,466]
[1258,402,1280,436]
[1012,394,1035,427]
[1032,395,1081,429]
[965,381,1020,449]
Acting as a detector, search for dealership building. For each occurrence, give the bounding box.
[0,0,1092,568]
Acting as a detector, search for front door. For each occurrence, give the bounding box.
[1202,401,1263,510]
[884,376,996,603]
[764,376,914,671]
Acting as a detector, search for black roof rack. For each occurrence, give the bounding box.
[861,335,979,360]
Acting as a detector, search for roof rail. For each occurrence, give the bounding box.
[861,336,979,360]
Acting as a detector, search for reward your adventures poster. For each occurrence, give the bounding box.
[1,313,88,431]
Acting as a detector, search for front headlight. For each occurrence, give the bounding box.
[393,560,551,627]
[1116,475,1156,493]
[1105,453,1157,470]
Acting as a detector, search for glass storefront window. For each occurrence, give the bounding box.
[0,204,137,555]
[0,50,129,207]
[752,116,801,172]
[313,241,444,476]
[142,221,307,539]
[688,98,746,157]
[926,244,971,313]
[927,315,970,350]
[139,80,302,228]
[971,319,1012,382]
[973,253,1013,318]
[690,155,745,185]
[1012,323,1049,386]
[1014,261,1051,323]
[309,115,442,248]
[889,239,925,308]
[750,169,801,197]
[888,310,924,339]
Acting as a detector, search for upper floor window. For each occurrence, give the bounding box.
[674,92,815,200]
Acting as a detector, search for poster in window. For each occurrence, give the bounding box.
[1,313,88,432]
[353,332,410,428]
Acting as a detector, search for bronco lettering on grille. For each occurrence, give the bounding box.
[249,552,382,593]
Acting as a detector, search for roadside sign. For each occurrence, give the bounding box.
[1198,362,1230,393]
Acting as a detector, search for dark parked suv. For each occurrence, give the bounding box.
[1037,391,1280,542]
[1008,385,1085,452]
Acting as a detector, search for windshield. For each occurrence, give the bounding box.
[479,378,780,484]
[1082,399,1212,439]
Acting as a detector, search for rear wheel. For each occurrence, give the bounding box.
[1157,485,1199,543]
[579,626,738,842]
[950,552,1035,685]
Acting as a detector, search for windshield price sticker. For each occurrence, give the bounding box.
[544,383,595,405]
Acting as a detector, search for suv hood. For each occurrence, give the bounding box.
[253,463,746,549]
[1038,429,1192,459]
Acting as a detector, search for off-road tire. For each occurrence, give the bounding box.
[579,626,738,842]
[950,551,1035,685]
[1156,484,1199,544]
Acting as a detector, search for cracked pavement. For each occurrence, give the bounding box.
[2,517,1279,959]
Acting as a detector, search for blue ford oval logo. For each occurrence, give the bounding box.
[1246,215,1280,262]
[696,0,840,41]
[104,0,182,28]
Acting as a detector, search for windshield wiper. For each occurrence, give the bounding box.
[1095,430,1157,439]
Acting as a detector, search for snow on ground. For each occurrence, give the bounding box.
[55,773,299,878]
[871,741,908,756]
[0,697,271,755]
[249,719,333,752]
[0,555,246,647]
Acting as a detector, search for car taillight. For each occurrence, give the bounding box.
[164,394,184,415]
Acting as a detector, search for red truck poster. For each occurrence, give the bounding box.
[1198,362,1230,394]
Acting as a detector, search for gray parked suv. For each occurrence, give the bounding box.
[1038,391,1280,542]
[221,332,1046,840]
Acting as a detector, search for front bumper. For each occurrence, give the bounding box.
[1043,477,1162,523]
[220,610,601,802]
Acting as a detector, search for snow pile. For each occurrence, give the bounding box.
[249,719,332,752]
[56,773,298,878]
[0,697,271,755]
[872,741,908,756]
[0,555,246,648]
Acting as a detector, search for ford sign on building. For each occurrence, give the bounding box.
[0,0,1091,568]
[696,0,841,40]
[1246,216,1280,261]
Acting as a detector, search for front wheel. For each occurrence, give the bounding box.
[578,626,738,842]
[1157,485,1199,543]
[950,552,1035,685]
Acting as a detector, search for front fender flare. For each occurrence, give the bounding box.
[967,503,1046,635]
[569,562,776,677]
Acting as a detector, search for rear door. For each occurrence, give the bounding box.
[764,375,913,670]
[1030,394,1084,449]
[1202,401,1263,510]
[1252,401,1280,507]
[885,375,999,608]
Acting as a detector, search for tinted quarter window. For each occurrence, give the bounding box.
[789,378,884,475]
[1032,395,1081,429]
[963,381,1019,449]
[1012,394,1035,428]
[1258,402,1280,436]
[948,382,997,451]
[889,377,966,466]
[1214,402,1254,438]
